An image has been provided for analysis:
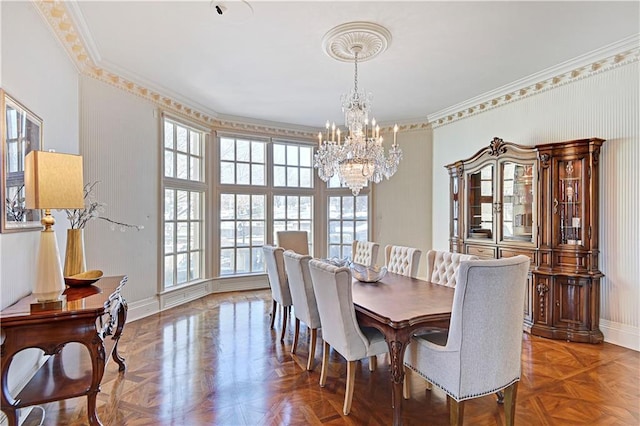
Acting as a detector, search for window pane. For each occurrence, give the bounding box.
[190,192,200,220]
[190,157,200,181]
[329,245,340,258]
[342,197,354,219]
[252,195,265,219]
[237,139,250,162]
[237,194,250,219]
[164,189,175,220]
[164,122,174,148]
[220,194,235,220]
[329,221,341,243]
[164,223,174,254]
[190,131,200,155]
[252,221,265,246]
[164,256,174,287]
[177,223,188,252]
[356,196,368,218]
[300,146,311,167]
[177,153,188,179]
[176,126,188,152]
[252,141,264,163]
[221,138,235,161]
[252,247,263,272]
[274,195,286,219]
[300,197,312,219]
[177,253,188,284]
[287,196,299,219]
[356,221,368,241]
[164,150,174,177]
[287,145,299,166]
[342,222,354,244]
[299,168,311,188]
[287,167,298,187]
[237,221,250,246]
[190,251,200,280]
[287,221,299,230]
[220,221,234,247]
[273,221,286,235]
[237,163,250,185]
[220,249,234,275]
[252,164,265,186]
[273,144,285,164]
[190,222,200,249]
[177,191,188,220]
[274,166,286,187]
[236,248,251,274]
[220,162,235,184]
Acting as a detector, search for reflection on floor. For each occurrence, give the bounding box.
[22,289,640,425]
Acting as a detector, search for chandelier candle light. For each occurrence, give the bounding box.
[314,22,402,195]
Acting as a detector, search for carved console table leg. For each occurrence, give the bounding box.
[111,301,128,371]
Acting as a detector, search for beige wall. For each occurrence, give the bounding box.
[373,127,433,278]
[431,62,639,350]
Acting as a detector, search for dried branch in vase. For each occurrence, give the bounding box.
[65,181,144,231]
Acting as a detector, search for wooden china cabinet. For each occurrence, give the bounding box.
[446,137,604,343]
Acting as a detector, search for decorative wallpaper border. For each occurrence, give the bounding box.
[35,1,638,135]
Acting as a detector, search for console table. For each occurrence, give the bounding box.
[0,275,128,426]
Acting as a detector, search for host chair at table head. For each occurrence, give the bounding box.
[385,245,422,278]
[277,230,309,255]
[262,245,293,343]
[283,250,321,371]
[308,259,389,415]
[351,240,380,267]
[404,256,530,426]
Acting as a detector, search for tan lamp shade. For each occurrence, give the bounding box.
[25,151,84,209]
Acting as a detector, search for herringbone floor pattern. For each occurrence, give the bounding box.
[22,290,639,425]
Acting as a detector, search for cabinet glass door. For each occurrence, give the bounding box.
[467,164,494,240]
[501,161,534,243]
[557,159,583,246]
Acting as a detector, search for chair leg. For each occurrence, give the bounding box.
[403,366,411,399]
[448,396,464,426]
[343,360,357,415]
[291,318,300,354]
[270,300,277,329]
[306,328,317,371]
[503,382,518,426]
[369,355,377,372]
[280,305,288,343]
[319,341,330,387]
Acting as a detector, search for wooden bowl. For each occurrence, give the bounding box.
[65,270,104,287]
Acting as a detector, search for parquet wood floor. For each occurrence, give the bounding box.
[21,289,639,425]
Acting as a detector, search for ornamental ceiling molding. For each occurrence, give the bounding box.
[428,35,640,128]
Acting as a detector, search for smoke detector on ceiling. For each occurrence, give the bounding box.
[210,1,253,23]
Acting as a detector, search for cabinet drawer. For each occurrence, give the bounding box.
[553,251,588,272]
[466,245,496,259]
[499,248,535,266]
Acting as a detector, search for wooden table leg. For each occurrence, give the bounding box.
[387,335,411,426]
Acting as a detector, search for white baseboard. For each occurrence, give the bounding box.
[126,296,160,322]
[601,319,640,351]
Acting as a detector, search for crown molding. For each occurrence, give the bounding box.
[428,34,640,128]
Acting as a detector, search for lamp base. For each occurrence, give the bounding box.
[30,295,67,313]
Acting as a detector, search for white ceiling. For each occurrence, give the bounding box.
[68,1,639,129]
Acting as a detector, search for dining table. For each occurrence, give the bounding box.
[352,271,455,426]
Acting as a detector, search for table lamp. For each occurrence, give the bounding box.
[25,151,84,308]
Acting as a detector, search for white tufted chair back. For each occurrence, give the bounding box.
[427,250,479,287]
[351,240,380,267]
[263,245,292,307]
[385,245,422,278]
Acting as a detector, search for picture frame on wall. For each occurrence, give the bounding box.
[1,89,44,233]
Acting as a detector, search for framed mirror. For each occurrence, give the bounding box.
[1,89,43,233]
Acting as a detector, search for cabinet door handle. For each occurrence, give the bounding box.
[553,198,558,214]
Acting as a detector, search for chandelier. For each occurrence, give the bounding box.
[314,22,402,196]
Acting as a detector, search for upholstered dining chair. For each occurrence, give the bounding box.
[351,240,380,267]
[426,250,480,288]
[403,249,480,397]
[262,245,293,343]
[308,259,389,415]
[277,230,309,255]
[283,250,321,371]
[385,245,422,278]
[404,256,530,426]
